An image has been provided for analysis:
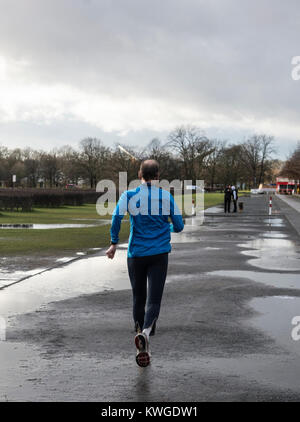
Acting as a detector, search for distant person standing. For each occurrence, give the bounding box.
[231,186,238,213]
[224,185,232,213]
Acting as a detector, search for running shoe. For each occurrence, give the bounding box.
[136,350,151,368]
[135,333,151,367]
[135,332,148,351]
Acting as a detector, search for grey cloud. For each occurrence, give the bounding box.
[0,0,299,148]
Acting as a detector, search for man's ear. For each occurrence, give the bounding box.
[138,170,142,179]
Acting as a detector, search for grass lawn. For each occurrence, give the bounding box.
[0,204,112,225]
[202,192,224,209]
[196,191,248,209]
[0,193,247,255]
[177,191,242,211]
[0,204,130,255]
[174,192,224,210]
[0,223,130,256]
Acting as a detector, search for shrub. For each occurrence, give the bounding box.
[0,188,102,212]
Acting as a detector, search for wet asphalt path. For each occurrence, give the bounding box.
[1,194,300,401]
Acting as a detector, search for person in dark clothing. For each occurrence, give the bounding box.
[224,185,232,213]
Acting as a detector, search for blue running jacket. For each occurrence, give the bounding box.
[110,183,184,257]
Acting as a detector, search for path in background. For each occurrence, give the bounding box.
[274,194,300,237]
[276,194,300,213]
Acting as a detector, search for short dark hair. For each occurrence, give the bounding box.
[140,160,159,181]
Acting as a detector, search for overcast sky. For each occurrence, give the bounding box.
[0,0,299,157]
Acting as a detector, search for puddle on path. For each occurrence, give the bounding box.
[207,270,300,290]
[0,248,107,287]
[0,237,190,318]
[0,221,110,230]
[263,218,285,228]
[0,268,47,288]
[262,232,288,239]
[204,206,223,214]
[55,257,76,264]
[215,227,262,232]
[239,237,300,271]
[171,232,203,243]
[170,217,204,243]
[0,250,130,318]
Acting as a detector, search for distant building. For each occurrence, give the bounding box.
[276,177,300,195]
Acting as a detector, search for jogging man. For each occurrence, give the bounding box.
[106,160,184,367]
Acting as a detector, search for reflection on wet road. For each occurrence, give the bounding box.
[0,221,110,230]
[262,232,288,238]
[0,267,47,287]
[0,249,129,318]
[208,270,300,289]
[239,238,300,271]
[263,218,285,227]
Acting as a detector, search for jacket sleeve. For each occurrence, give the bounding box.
[110,192,128,244]
[169,194,184,233]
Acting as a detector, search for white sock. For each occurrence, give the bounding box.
[142,327,151,340]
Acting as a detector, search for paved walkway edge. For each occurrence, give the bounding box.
[274,194,300,237]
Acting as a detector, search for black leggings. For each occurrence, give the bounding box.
[127,253,169,330]
[224,199,231,213]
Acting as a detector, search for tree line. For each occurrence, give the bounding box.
[0,126,278,190]
[280,142,300,181]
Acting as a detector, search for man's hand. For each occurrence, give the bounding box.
[106,244,117,259]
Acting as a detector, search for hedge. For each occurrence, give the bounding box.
[0,189,102,212]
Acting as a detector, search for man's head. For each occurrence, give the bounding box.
[139,159,159,182]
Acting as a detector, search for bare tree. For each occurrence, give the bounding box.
[0,146,9,184]
[258,135,275,185]
[23,148,42,188]
[56,146,81,186]
[240,134,275,188]
[203,139,226,188]
[142,138,181,181]
[167,126,214,181]
[79,138,110,188]
[110,144,141,185]
[280,142,300,180]
[40,152,59,188]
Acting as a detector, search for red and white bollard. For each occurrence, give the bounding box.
[269,196,272,216]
